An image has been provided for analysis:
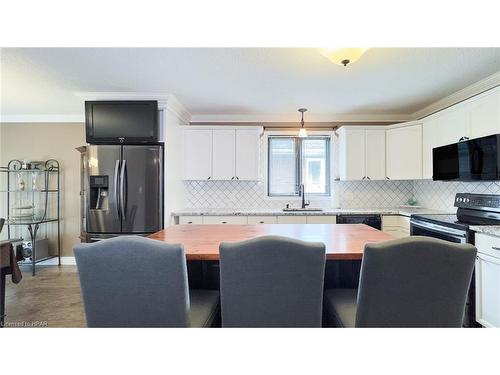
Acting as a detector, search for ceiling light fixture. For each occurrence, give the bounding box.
[318,48,368,66]
[298,108,308,138]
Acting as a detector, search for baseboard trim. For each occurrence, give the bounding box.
[36,257,76,266]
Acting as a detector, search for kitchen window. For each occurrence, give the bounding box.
[268,136,331,197]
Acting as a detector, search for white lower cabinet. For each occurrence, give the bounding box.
[202,216,248,224]
[306,216,337,224]
[475,253,500,328]
[247,216,277,224]
[276,216,308,224]
[176,214,338,225]
[179,216,203,224]
[474,233,500,328]
[382,215,410,238]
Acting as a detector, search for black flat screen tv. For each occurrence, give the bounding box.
[85,100,159,144]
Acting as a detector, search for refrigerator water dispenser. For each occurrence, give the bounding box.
[89,175,109,210]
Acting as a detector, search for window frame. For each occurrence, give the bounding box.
[267,134,331,198]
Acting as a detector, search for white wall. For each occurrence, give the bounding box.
[162,109,188,225]
[0,122,85,256]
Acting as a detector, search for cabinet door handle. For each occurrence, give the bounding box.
[492,246,500,251]
[222,221,227,224]
[362,176,366,180]
[187,221,193,224]
[386,176,390,180]
[259,221,265,224]
[366,176,371,180]
[207,176,211,180]
[236,176,240,180]
[231,176,235,180]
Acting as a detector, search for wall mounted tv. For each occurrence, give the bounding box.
[85,100,159,144]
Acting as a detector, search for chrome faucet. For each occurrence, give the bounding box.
[300,184,310,209]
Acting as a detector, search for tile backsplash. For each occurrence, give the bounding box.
[333,180,413,208]
[184,179,415,209]
[184,179,500,212]
[413,180,500,211]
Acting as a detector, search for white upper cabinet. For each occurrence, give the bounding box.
[421,87,500,180]
[212,129,236,180]
[182,126,262,181]
[338,127,366,180]
[338,127,386,181]
[438,103,468,145]
[235,129,260,180]
[468,87,500,139]
[422,115,439,179]
[386,122,422,180]
[182,129,213,180]
[365,129,386,180]
[422,104,468,180]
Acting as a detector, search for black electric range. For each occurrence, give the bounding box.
[411,193,500,244]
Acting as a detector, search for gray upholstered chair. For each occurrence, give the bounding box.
[74,236,219,328]
[324,236,477,328]
[219,235,326,327]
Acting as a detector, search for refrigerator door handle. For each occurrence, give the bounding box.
[114,160,121,218]
[120,160,127,219]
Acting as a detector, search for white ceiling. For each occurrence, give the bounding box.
[1,48,499,122]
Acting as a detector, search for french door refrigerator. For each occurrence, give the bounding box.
[84,144,163,241]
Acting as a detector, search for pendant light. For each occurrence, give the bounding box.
[298,108,308,138]
[318,48,368,66]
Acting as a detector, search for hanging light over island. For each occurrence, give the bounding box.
[298,108,308,138]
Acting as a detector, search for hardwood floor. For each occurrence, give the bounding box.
[4,266,86,328]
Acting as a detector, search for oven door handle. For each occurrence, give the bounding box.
[410,220,467,241]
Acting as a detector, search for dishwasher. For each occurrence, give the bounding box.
[336,214,382,230]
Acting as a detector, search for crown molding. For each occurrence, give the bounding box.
[411,71,500,120]
[5,73,498,125]
[164,95,191,124]
[189,113,412,123]
[2,92,192,124]
[75,92,192,123]
[75,91,170,108]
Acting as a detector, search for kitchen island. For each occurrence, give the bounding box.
[149,223,394,260]
[149,223,395,289]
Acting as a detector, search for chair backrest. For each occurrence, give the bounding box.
[219,235,326,327]
[74,236,190,327]
[355,236,477,327]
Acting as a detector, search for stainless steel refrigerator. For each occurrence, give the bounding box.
[81,144,163,242]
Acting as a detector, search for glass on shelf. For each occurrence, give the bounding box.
[1,159,61,275]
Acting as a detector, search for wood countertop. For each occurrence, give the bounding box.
[148,224,395,260]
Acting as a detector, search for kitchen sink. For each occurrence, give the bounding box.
[282,208,323,212]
